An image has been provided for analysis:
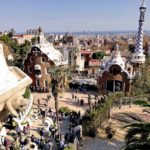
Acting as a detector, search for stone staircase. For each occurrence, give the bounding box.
[13,94,33,130]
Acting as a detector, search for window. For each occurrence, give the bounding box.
[41,57,46,63]
[45,68,49,74]
[81,54,84,60]
[128,68,131,72]
[45,80,48,87]
[34,70,41,75]
[28,66,32,73]
[36,79,40,87]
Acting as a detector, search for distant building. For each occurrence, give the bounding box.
[13,34,34,44]
[68,47,101,77]
[24,27,67,92]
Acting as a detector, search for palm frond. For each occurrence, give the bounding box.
[124,122,150,150]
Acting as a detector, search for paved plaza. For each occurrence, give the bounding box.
[2,90,150,150]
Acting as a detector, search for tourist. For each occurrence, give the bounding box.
[59,138,65,150]
[37,99,40,106]
[31,135,35,142]
[39,128,44,139]
[43,140,50,150]
[15,126,21,137]
[80,99,84,106]
[9,141,16,150]
[64,132,69,144]
[34,138,40,146]
[26,123,30,134]
[51,127,55,138]
[4,138,10,150]
[106,126,115,141]
[39,139,44,149]
[23,137,29,146]
[74,95,77,101]
[72,93,75,99]
[19,135,24,148]
[23,126,27,135]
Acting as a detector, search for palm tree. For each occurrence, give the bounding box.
[49,66,70,124]
[123,99,150,150]
[123,123,150,150]
[69,46,80,69]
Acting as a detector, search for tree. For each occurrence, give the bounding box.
[92,51,106,59]
[131,55,150,96]
[123,123,150,150]
[31,37,38,45]
[8,28,16,38]
[123,97,150,150]
[69,46,80,69]
[51,77,59,124]
[128,44,135,53]
[0,35,31,68]
[49,66,70,121]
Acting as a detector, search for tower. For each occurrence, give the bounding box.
[37,26,45,44]
[131,0,146,64]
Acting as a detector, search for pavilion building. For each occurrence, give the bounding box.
[24,27,68,91]
[97,0,146,95]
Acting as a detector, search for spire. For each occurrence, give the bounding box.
[141,0,145,8]
[134,0,146,53]
[131,0,146,64]
[37,27,45,44]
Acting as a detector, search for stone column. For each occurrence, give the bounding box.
[113,81,115,92]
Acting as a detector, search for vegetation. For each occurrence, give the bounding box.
[64,144,74,150]
[92,51,106,59]
[59,107,72,116]
[82,92,125,137]
[0,34,31,68]
[31,36,38,45]
[131,55,150,97]
[23,87,31,99]
[123,122,150,150]
[128,44,135,53]
[123,97,150,149]
[49,66,70,125]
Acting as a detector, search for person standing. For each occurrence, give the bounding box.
[40,129,44,139]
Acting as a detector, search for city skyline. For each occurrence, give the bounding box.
[0,0,150,32]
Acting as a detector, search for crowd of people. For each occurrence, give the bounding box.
[0,88,91,150]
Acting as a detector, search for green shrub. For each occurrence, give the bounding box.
[64,144,74,150]
[59,107,72,116]
[23,87,30,99]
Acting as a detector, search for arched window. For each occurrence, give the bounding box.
[41,57,46,63]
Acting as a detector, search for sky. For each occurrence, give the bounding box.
[0,0,150,32]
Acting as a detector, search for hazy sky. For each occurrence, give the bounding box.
[0,0,150,32]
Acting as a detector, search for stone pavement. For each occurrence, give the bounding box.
[79,137,124,150]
